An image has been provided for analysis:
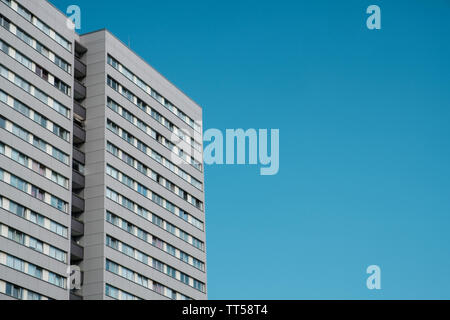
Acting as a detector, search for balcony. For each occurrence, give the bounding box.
[72,193,85,213]
[71,217,84,237]
[75,41,87,58]
[71,240,84,262]
[73,101,86,121]
[72,169,85,190]
[70,292,83,300]
[74,57,86,80]
[72,147,85,165]
[73,122,86,144]
[74,80,86,101]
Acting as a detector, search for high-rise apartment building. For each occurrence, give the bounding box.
[0,0,206,300]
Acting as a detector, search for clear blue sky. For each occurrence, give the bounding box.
[52,0,450,299]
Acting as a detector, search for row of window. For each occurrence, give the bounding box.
[0,252,66,289]
[0,142,69,189]
[107,97,202,171]
[0,195,68,238]
[107,142,203,212]
[0,64,70,118]
[106,188,204,251]
[0,224,67,263]
[0,167,68,213]
[0,38,71,96]
[0,14,71,73]
[106,164,204,231]
[105,284,140,300]
[0,89,70,142]
[1,0,72,51]
[106,235,205,293]
[106,74,202,153]
[0,115,69,165]
[107,55,201,133]
[0,280,49,300]
[107,118,202,190]
[106,211,205,272]
[106,259,192,300]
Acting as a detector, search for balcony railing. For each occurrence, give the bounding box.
[74,80,86,101]
[72,147,85,165]
[72,169,85,190]
[73,122,86,144]
[72,193,85,213]
[71,217,84,237]
[74,57,86,80]
[73,101,86,120]
[70,240,84,262]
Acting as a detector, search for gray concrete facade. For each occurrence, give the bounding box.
[0,0,206,300]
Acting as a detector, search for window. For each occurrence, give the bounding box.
[48,272,65,288]
[152,215,163,227]
[179,230,189,242]
[152,259,164,272]
[165,223,176,235]
[8,229,25,245]
[31,186,45,201]
[5,283,23,299]
[106,236,119,250]
[29,237,43,252]
[105,284,119,299]
[153,237,163,250]
[153,282,164,295]
[166,266,176,278]
[121,175,133,188]
[122,243,134,257]
[122,197,134,211]
[180,273,190,285]
[180,252,189,264]
[11,150,27,166]
[106,189,119,203]
[137,184,147,197]
[121,267,134,281]
[28,264,43,279]
[136,251,148,264]
[33,137,46,152]
[137,274,148,287]
[194,280,204,292]
[10,176,27,192]
[137,229,147,241]
[27,291,42,300]
[7,255,25,272]
[34,113,47,127]
[10,202,25,218]
[193,258,205,271]
[166,244,176,257]
[192,238,204,251]
[106,260,119,274]
[49,247,66,262]
[50,220,68,237]
[51,196,66,212]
